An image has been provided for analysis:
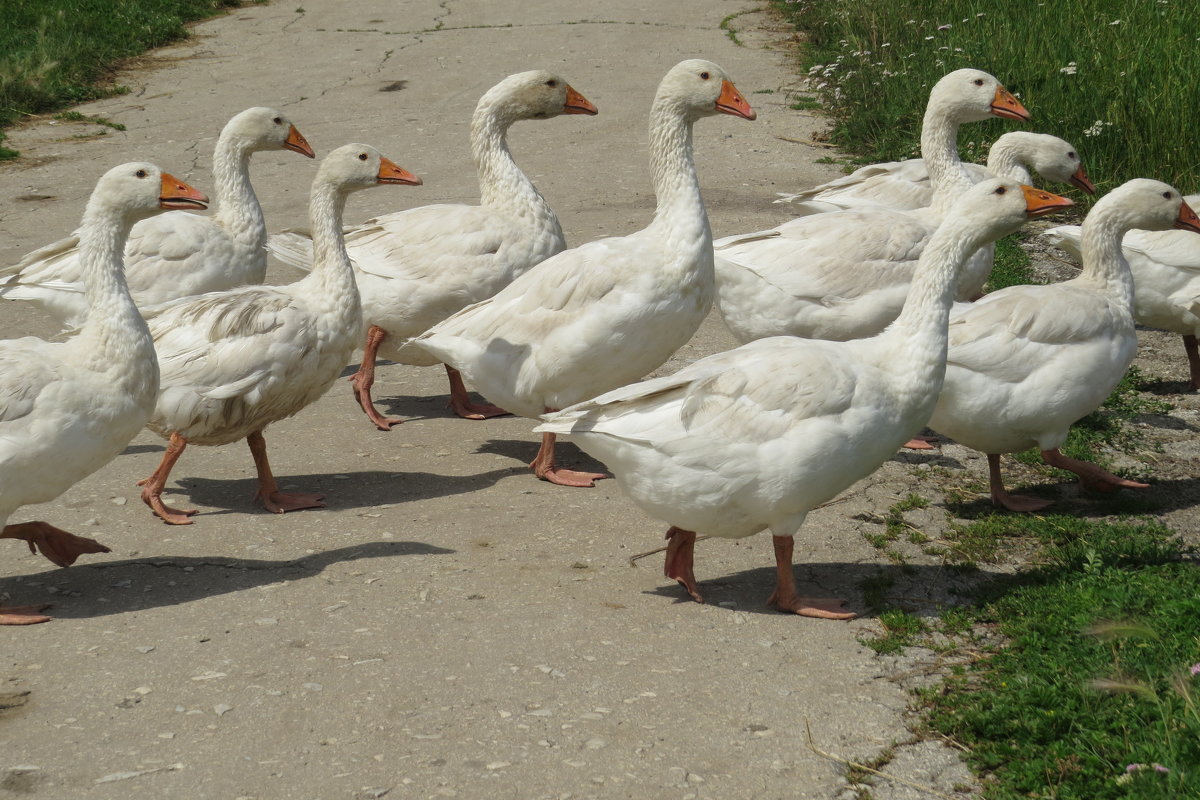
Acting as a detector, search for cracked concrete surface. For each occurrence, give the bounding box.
[0,2,980,799]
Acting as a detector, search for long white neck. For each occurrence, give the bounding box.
[210,136,266,253]
[885,215,986,402]
[923,104,975,216]
[985,137,1033,184]
[73,205,158,394]
[646,97,710,249]
[472,100,562,244]
[295,181,362,326]
[1075,198,1138,314]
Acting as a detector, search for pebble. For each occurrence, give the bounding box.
[110,497,127,505]
[584,738,607,750]
[485,761,510,770]
[302,683,324,692]
[254,618,278,626]
[214,704,233,716]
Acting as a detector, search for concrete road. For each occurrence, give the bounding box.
[0,3,943,798]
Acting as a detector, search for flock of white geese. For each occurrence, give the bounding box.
[1,61,1197,625]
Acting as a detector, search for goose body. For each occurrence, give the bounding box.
[0,108,313,328]
[137,145,420,525]
[413,59,756,487]
[539,179,1072,614]
[268,72,597,428]
[775,131,1093,213]
[1,163,208,624]
[1043,193,1200,388]
[714,69,1030,346]
[930,180,1200,511]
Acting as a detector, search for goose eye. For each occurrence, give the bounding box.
[358,153,369,161]
[700,71,710,80]
[1067,151,1076,159]
[545,79,557,88]
[273,116,283,125]
[994,186,1007,195]
[1163,191,1173,199]
[135,169,148,179]
[973,78,984,86]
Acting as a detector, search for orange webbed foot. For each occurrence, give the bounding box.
[0,604,53,625]
[448,396,511,420]
[349,372,404,431]
[534,467,610,488]
[139,484,199,525]
[766,589,856,620]
[21,523,111,567]
[664,528,703,603]
[256,490,326,514]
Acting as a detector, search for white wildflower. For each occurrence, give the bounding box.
[1060,62,1077,75]
[1110,18,1122,24]
[937,24,952,30]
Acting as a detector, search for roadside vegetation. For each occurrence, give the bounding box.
[0,0,253,159]
[771,0,1196,195]
[773,1,1199,796]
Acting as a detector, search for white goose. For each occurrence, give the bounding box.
[268,72,597,429]
[929,180,1200,512]
[1044,193,1200,388]
[1,163,207,625]
[411,59,756,487]
[1,107,313,327]
[136,144,420,525]
[713,69,1030,347]
[775,130,1095,213]
[538,180,1072,616]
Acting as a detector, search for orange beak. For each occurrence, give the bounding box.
[1068,164,1096,194]
[563,84,598,116]
[284,124,315,158]
[1021,184,1073,217]
[716,79,756,120]
[159,172,209,210]
[376,156,422,186]
[1175,199,1200,234]
[990,85,1030,122]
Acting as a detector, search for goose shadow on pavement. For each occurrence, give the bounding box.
[1,540,452,619]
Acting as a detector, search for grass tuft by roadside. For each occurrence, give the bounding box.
[0,0,257,159]
[772,0,1197,197]
[925,520,1199,798]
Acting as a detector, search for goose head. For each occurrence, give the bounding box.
[92,162,209,221]
[953,177,1073,245]
[484,70,598,123]
[656,59,756,122]
[316,143,422,195]
[929,68,1029,124]
[225,106,315,158]
[1006,132,1095,193]
[1100,179,1200,234]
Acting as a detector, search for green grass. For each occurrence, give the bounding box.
[983,234,1037,292]
[923,519,1199,798]
[773,0,1198,197]
[0,0,254,159]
